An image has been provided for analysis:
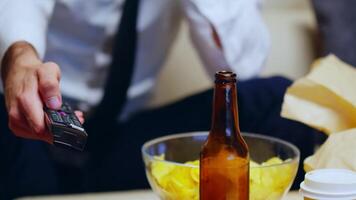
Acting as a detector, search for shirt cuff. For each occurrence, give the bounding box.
[0,0,54,65]
[0,0,54,92]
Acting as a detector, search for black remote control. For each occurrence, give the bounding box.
[44,103,87,151]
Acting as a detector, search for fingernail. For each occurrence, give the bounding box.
[46,96,61,109]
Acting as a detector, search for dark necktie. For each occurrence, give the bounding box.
[84,0,140,154]
[92,0,140,121]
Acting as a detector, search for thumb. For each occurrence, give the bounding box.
[38,62,62,109]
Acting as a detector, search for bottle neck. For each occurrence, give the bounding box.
[210,82,241,139]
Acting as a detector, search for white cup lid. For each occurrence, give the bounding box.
[300,169,356,199]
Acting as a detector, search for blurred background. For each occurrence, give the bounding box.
[149,0,316,108]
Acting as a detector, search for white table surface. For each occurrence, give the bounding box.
[18,190,302,200]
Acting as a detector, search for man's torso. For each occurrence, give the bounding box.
[45,0,182,118]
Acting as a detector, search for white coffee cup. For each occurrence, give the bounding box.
[300,169,356,200]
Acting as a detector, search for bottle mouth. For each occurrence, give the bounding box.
[215,71,237,83]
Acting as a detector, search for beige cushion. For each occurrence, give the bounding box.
[261,1,317,79]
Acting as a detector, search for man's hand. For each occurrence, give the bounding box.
[1,41,83,143]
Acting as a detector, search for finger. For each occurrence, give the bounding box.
[10,124,38,140]
[17,78,51,143]
[74,111,84,124]
[74,110,83,117]
[6,80,41,140]
[10,120,52,143]
[78,116,85,124]
[74,111,85,124]
[37,62,62,110]
[20,100,51,143]
[8,108,53,143]
[8,106,34,138]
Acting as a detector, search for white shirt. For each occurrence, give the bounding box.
[0,0,269,119]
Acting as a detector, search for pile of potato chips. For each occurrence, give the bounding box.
[148,155,297,200]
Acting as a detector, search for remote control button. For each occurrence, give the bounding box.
[62,115,72,124]
[61,104,73,113]
[70,115,81,125]
[48,110,58,115]
[51,113,63,123]
[72,118,82,127]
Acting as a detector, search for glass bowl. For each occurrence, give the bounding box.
[142,132,300,200]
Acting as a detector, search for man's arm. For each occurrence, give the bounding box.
[181,0,270,80]
[0,1,84,143]
[2,42,63,143]
[0,0,55,69]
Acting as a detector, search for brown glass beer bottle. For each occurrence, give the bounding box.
[200,71,249,200]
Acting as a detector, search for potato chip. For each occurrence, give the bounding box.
[150,155,297,200]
